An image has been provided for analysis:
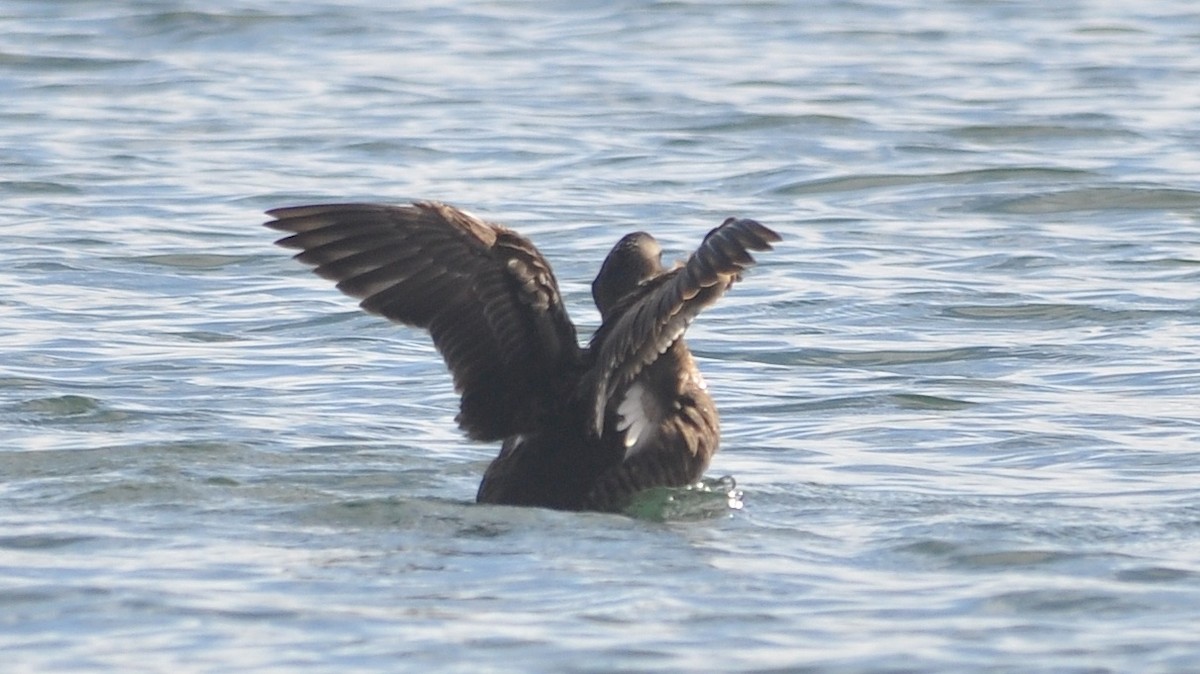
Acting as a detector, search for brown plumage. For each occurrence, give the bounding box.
[265,201,779,512]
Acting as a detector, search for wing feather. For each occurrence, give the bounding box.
[266,201,580,440]
[584,218,780,435]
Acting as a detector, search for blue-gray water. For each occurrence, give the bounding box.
[4,1,1200,671]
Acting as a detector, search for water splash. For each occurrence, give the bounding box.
[623,475,743,522]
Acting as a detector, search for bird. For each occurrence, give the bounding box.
[265,201,779,512]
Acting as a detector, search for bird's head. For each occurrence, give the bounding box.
[591,231,664,318]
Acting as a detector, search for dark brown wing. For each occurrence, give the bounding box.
[584,218,780,435]
[265,201,581,441]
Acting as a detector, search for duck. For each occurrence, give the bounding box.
[265,201,779,512]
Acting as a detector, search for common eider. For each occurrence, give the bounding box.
[265,202,779,512]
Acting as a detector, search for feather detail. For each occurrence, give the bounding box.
[266,202,581,440]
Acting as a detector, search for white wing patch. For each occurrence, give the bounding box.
[616,382,655,461]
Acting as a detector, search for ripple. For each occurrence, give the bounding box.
[980,186,1200,214]
[940,303,1184,324]
[984,589,1144,616]
[775,166,1098,196]
[125,254,255,269]
[0,533,95,550]
[0,180,82,195]
[4,394,109,420]
[749,346,1013,368]
[0,52,147,71]
[891,393,977,411]
[947,121,1140,143]
[1115,566,1198,584]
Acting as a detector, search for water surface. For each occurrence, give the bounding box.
[3,1,1200,672]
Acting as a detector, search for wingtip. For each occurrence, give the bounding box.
[729,218,782,249]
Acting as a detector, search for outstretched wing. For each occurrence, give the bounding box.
[265,201,581,441]
[584,218,780,435]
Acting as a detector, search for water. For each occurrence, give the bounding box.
[3,0,1200,671]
